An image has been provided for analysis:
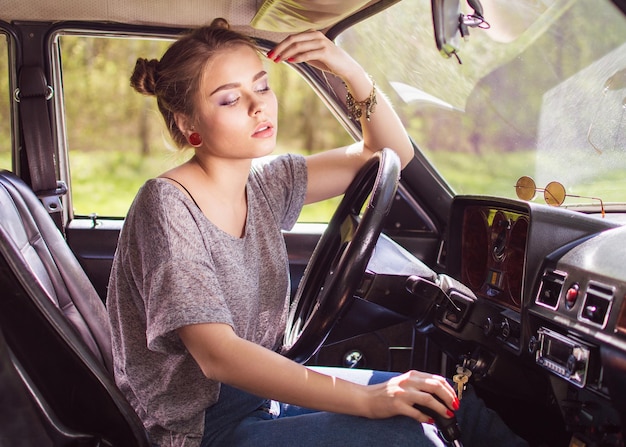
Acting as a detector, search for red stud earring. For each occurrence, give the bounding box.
[189,132,202,146]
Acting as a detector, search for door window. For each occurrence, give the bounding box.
[57,33,351,222]
[0,33,11,170]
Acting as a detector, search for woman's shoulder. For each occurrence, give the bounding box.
[122,179,207,252]
[248,154,308,230]
[127,178,196,223]
[135,177,189,202]
[250,153,306,183]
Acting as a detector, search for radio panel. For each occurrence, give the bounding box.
[535,328,593,388]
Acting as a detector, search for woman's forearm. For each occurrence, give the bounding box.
[341,68,414,169]
[178,322,374,417]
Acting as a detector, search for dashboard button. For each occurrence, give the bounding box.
[565,283,579,309]
[584,304,599,320]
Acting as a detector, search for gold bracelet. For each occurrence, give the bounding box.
[346,79,377,121]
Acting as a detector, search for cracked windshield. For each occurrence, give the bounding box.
[339,0,626,216]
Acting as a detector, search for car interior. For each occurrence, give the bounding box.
[1,0,626,446]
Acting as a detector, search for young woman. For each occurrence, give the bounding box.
[107,19,528,447]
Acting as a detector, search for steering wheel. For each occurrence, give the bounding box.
[282,148,401,363]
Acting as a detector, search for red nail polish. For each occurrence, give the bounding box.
[273,56,281,63]
[452,398,460,410]
[287,57,295,62]
[427,418,435,425]
[266,50,275,58]
[447,409,455,417]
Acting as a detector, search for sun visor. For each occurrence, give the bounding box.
[251,0,372,32]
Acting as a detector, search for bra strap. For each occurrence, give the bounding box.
[161,177,201,209]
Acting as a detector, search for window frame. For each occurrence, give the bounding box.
[48,24,184,223]
[48,25,362,224]
[0,22,21,174]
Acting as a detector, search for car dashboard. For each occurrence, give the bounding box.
[441,196,626,442]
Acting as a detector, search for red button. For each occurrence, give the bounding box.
[565,284,579,309]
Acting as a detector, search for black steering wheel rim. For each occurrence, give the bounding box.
[282,148,401,363]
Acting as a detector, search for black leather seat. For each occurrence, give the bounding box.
[0,170,150,446]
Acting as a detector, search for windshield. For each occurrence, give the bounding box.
[337,0,626,213]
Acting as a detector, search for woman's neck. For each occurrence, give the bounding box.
[166,154,250,238]
[191,154,250,203]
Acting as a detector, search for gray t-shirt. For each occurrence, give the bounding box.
[107,154,307,446]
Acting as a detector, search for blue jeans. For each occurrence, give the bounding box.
[200,367,529,447]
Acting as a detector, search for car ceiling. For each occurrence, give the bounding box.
[0,0,389,40]
[4,0,626,51]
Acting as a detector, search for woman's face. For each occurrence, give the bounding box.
[192,44,278,160]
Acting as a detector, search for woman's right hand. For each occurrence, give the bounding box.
[365,370,460,423]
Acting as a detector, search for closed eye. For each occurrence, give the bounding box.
[255,81,271,94]
[220,96,240,106]
[219,82,269,106]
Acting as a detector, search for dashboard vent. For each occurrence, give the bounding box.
[579,281,614,328]
[616,295,626,336]
[536,270,566,310]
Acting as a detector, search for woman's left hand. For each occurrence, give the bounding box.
[267,30,359,78]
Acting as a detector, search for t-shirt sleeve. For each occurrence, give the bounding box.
[144,258,234,354]
[251,153,307,230]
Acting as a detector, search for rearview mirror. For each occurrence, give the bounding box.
[431,0,489,63]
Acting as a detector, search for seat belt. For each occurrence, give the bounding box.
[17,65,66,230]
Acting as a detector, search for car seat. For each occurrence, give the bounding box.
[0,170,150,446]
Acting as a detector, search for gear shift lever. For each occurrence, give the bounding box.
[414,395,464,447]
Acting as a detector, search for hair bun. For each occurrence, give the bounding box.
[130,58,159,95]
[210,18,230,30]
